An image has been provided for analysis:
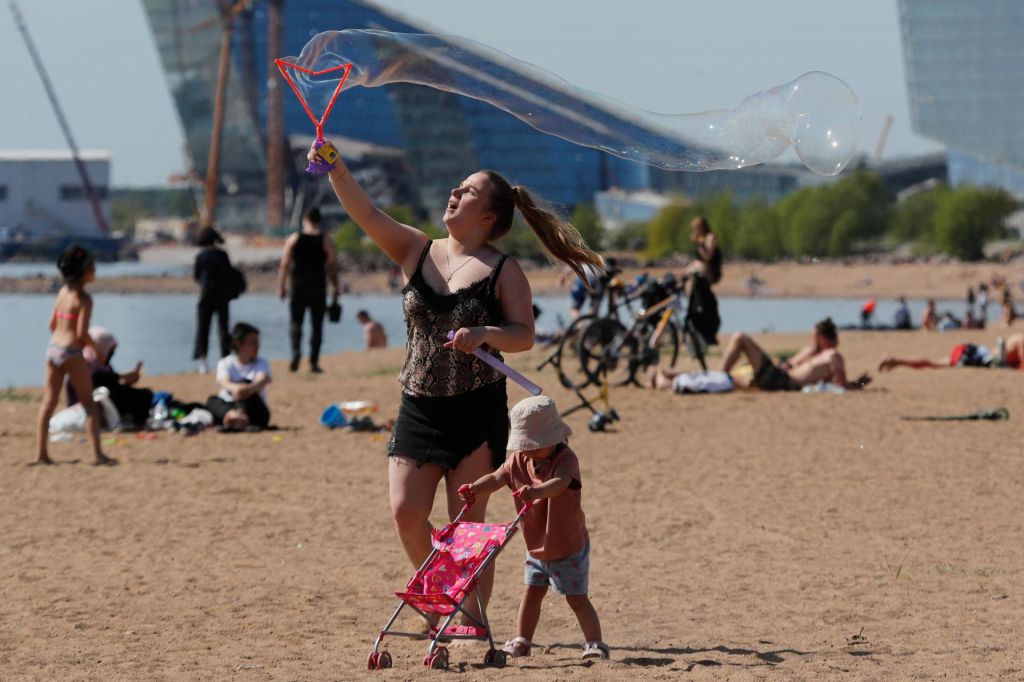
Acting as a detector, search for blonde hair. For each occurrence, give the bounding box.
[481,170,604,284]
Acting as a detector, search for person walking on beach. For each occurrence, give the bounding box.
[278,207,340,373]
[356,310,388,349]
[310,138,603,630]
[192,226,234,373]
[34,245,115,466]
[458,396,609,661]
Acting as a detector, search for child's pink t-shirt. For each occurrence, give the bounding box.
[499,446,586,562]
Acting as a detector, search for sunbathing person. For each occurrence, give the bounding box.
[651,318,870,391]
[878,332,1024,371]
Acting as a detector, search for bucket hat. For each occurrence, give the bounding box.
[507,395,572,451]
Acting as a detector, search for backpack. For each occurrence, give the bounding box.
[225,265,247,300]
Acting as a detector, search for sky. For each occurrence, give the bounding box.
[0,0,941,187]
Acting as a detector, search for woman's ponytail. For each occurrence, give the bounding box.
[481,170,604,283]
[511,185,605,284]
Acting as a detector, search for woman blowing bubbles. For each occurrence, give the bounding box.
[310,140,603,628]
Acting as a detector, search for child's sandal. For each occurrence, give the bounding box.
[581,640,610,660]
[502,637,531,658]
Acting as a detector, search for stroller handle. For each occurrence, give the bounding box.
[513,489,533,513]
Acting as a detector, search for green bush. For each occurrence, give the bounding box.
[932,186,1017,260]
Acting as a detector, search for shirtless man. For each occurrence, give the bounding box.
[878,332,1024,371]
[651,317,870,391]
[356,310,387,349]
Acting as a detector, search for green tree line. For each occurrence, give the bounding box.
[330,172,1018,264]
[640,171,1018,262]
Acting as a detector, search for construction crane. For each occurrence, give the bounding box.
[8,0,110,235]
[200,0,250,228]
[873,114,894,164]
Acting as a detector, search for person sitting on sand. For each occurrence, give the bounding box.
[67,326,152,429]
[206,322,272,430]
[356,310,388,349]
[650,318,870,391]
[878,332,1024,372]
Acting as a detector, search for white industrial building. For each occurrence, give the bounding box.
[0,150,111,238]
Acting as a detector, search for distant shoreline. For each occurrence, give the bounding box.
[2,258,1021,300]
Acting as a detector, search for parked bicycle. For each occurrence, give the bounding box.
[575,273,709,387]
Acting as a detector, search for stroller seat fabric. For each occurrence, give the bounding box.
[396,522,509,614]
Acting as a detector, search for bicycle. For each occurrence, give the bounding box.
[576,273,709,388]
[535,265,640,390]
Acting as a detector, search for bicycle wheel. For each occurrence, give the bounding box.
[578,317,635,387]
[549,314,599,390]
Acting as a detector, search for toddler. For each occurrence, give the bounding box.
[459,395,608,660]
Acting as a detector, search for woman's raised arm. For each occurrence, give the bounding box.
[314,141,426,271]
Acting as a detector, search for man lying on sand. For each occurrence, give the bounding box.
[878,332,1024,372]
[651,317,871,391]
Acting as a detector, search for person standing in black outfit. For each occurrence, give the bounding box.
[192,226,233,374]
[277,207,340,373]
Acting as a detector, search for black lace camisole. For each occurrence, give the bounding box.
[397,240,509,397]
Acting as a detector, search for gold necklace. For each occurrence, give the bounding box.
[445,239,476,283]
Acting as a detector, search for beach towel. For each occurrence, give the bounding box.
[672,370,733,394]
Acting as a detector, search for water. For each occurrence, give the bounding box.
[0,293,968,387]
[0,262,190,278]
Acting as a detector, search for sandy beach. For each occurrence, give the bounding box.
[2,327,1023,680]
[3,250,1024,301]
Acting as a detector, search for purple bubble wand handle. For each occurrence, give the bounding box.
[306,139,337,175]
[447,331,542,396]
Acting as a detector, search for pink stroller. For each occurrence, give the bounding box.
[367,492,532,670]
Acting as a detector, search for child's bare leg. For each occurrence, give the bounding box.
[34,362,63,464]
[65,358,114,465]
[516,585,547,643]
[566,594,602,642]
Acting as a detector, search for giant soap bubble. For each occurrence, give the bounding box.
[279,30,861,176]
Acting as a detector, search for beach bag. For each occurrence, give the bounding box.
[225,265,247,300]
[687,276,721,346]
[93,386,121,430]
[49,404,87,436]
[49,387,119,437]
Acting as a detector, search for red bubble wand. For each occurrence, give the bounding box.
[274,59,352,173]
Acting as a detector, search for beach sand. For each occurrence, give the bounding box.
[2,328,1023,679]
[3,256,1023,301]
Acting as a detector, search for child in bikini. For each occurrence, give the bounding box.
[458,395,609,661]
[34,245,115,466]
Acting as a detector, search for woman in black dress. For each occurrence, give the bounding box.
[311,140,603,628]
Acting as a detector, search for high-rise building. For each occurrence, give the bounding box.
[898,0,1024,195]
[140,0,653,224]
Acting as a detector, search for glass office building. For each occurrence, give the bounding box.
[898,0,1024,195]
[140,0,651,219]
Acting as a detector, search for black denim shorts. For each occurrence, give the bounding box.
[387,381,508,471]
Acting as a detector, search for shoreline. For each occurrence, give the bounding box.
[2,258,1021,299]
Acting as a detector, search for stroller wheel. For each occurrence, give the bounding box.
[366,652,378,671]
[426,648,449,670]
[484,649,508,667]
[377,651,392,669]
